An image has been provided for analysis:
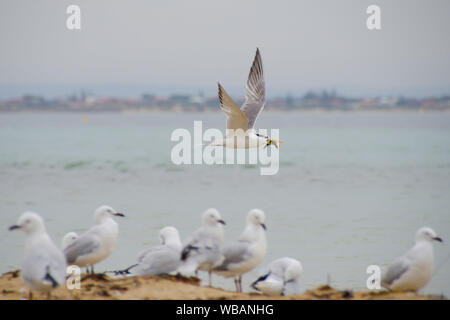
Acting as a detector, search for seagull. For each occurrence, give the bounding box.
[381,227,443,292]
[111,226,183,276]
[251,257,303,296]
[9,212,67,299]
[61,232,78,250]
[212,48,281,149]
[212,209,267,292]
[178,208,226,286]
[63,205,125,274]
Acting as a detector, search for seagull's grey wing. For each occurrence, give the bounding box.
[283,278,302,296]
[64,231,101,264]
[240,48,265,129]
[218,83,249,131]
[250,270,272,290]
[137,245,164,263]
[267,259,286,277]
[134,247,180,276]
[23,241,67,287]
[214,240,251,270]
[180,235,201,261]
[381,256,410,286]
[181,231,221,262]
[251,259,285,289]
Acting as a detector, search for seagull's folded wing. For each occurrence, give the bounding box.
[214,240,251,271]
[135,247,180,275]
[64,232,101,264]
[381,256,410,287]
[137,245,165,263]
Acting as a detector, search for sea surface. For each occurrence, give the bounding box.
[0,112,449,296]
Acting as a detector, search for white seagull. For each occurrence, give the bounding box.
[251,257,303,296]
[9,212,67,298]
[381,227,443,292]
[213,48,281,149]
[213,209,267,292]
[178,208,226,286]
[61,231,78,250]
[114,226,183,276]
[63,205,125,273]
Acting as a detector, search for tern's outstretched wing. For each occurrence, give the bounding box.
[240,48,265,129]
[218,83,248,132]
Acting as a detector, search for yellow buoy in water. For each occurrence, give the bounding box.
[82,114,88,123]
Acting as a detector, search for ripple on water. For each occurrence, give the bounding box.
[63,160,92,170]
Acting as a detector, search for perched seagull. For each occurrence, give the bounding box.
[9,212,67,298]
[61,232,78,250]
[63,205,125,274]
[212,48,281,149]
[112,226,183,276]
[381,227,443,292]
[213,209,267,292]
[178,208,226,286]
[251,257,303,296]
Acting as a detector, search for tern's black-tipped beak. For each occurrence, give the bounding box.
[9,225,21,231]
[218,219,226,225]
[266,138,281,149]
[114,213,125,217]
[433,236,443,242]
[261,223,267,230]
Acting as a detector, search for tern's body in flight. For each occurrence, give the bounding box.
[212,48,280,149]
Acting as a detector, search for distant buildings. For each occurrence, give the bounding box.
[1,90,449,112]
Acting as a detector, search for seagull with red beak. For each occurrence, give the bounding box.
[213,209,267,292]
[9,211,67,299]
[381,226,443,292]
[63,205,125,274]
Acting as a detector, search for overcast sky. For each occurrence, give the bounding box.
[0,0,449,98]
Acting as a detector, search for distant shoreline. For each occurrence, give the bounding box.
[1,109,450,115]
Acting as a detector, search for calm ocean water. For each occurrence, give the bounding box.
[0,112,449,296]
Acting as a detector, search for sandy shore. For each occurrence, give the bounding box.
[0,270,445,300]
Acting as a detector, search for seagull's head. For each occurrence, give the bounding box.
[255,133,282,149]
[9,211,45,235]
[284,259,303,282]
[94,205,125,224]
[61,232,78,249]
[247,208,266,230]
[416,227,442,243]
[159,226,181,247]
[202,208,226,227]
